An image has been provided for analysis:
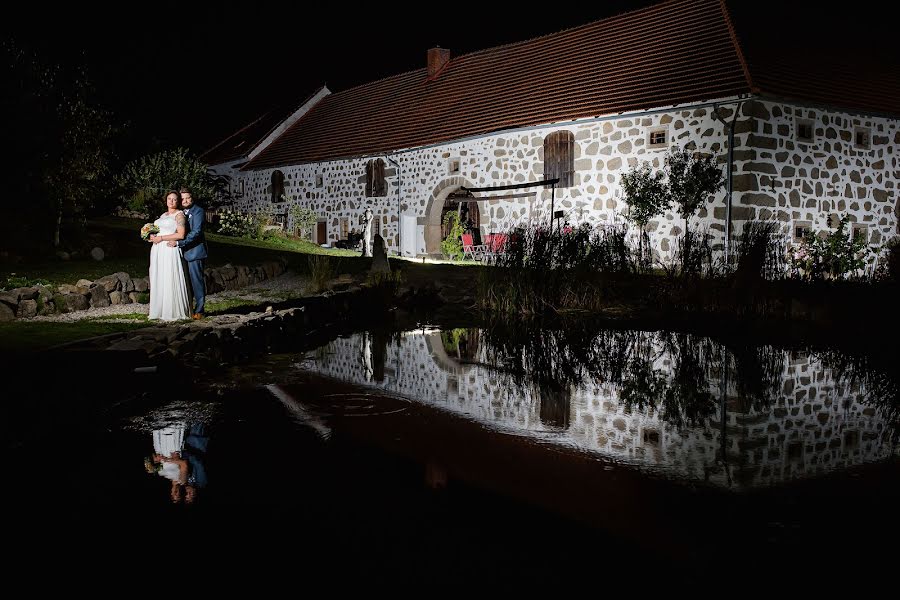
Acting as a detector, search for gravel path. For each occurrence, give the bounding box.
[22,270,311,323]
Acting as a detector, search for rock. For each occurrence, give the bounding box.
[128,291,142,303]
[90,247,105,261]
[57,284,79,295]
[0,302,14,321]
[63,293,90,312]
[93,275,119,292]
[114,272,135,292]
[109,291,123,304]
[370,234,391,274]
[55,250,70,261]
[120,292,133,304]
[16,299,37,318]
[76,279,93,288]
[133,277,150,293]
[11,287,38,302]
[90,286,110,308]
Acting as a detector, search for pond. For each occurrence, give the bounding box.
[7,323,899,581]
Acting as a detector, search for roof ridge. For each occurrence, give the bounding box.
[718,0,757,94]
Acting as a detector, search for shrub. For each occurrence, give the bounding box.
[307,255,335,293]
[216,208,259,238]
[733,220,788,281]
[441,212,465,261]
[880,236,900,282]
[790,214,869,281]
[290,206,318,239]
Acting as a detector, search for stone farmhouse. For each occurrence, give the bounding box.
[202,0,899,259]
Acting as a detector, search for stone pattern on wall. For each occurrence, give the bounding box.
[305,330,897,490]
[732,101,899,251]
[222,99,898,259]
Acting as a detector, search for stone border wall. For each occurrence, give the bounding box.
[0,259,287,321]
[50,285,385,370]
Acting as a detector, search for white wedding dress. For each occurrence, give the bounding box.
[149,212,191,321]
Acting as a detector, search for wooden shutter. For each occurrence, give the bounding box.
[543,131,574,188]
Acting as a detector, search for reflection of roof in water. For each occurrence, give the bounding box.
[303,329,898,490]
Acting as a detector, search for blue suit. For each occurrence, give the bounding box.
[178,205,208,314]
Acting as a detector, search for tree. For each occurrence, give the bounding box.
[2,41,118,249]
[45,85,117,247]
[117,148,231,219]
[620,162,669,268]
[665,147,725,235]
[665,147,725,273]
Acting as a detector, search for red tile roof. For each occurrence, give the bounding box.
[242,0,897,171]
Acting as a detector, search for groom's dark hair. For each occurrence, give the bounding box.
[179,186,192,195]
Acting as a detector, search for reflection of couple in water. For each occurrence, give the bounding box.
[144,422,209,504]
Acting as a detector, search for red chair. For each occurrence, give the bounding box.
[461,233,486,261]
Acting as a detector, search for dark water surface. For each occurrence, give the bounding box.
[6,324,899,582]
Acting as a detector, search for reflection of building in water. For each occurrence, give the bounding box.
[306,331,896,489]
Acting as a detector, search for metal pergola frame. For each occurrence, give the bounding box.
[461,178,562,230]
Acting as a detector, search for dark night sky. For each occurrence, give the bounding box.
[4,1,894,161]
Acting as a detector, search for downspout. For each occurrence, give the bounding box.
[713,101,743,266]
[386,155,402,255]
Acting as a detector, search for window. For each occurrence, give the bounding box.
[853,126,871,149]
[543,130,575,188]
[793,220,812,242]
[795,118,815,143]
[365,159,386,197]
[271,170,285,203]
[851,223,868,244]
[315,173,324,188]
[448,158,460,174]
[648,127,668,149]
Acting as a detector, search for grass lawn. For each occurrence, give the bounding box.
[1,216,368,288]
[0,320,153,353]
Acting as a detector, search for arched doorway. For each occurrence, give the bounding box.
[424,176,477,255]
[441,190,481,241]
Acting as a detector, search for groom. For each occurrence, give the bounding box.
[168,187,207,319]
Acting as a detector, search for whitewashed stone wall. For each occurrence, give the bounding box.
[732,100,900,253]
[223,98,899,259]
[304,330,897,490]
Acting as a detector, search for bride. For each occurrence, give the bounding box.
[148,190,191,320]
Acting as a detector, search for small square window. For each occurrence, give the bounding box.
[853,126,871,149]
[796,118,815,143]
[315,173,324,188]
[448,158,461,174]
[648,128,668,148]
[793,221,812,242]
[851,223,868,244]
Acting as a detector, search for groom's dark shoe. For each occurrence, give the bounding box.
[192,313,204,320]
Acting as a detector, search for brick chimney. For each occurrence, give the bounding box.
[427,46,451,78]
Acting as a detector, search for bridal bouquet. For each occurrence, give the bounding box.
[140,223,160,242]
